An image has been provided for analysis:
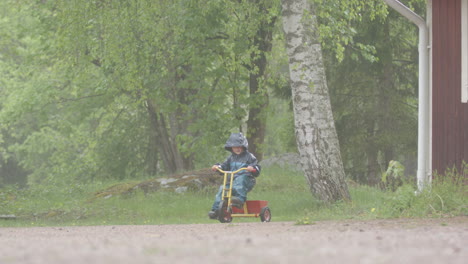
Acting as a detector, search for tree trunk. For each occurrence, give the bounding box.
[146,112,159,176]
[146,99,186,174]
[281,0,350,202]
[246,0,276,161]
[365,134,380,186]
[246,31,271,162]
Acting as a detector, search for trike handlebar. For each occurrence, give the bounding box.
[215,167,250,174]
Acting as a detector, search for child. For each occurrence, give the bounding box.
[208,132,261,219]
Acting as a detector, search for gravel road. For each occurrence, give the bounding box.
[0,217,466,264]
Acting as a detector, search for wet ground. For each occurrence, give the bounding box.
[0,217,466,264]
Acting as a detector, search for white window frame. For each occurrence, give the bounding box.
[462,0,468,103]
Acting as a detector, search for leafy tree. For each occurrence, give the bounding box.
[0,0,55,185]
[326,1,421,185]
[273,0,420,189]
[0,0,424,191]
[45,0,240,176]
[0,0,286,184]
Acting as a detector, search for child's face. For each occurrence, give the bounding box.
[232,146,243,154]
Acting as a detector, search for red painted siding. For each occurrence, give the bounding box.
[432,0,468,174]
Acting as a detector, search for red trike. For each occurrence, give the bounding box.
[216,167,271,223]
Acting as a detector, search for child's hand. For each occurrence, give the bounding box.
[211,165,220,171]
[246,166,256,172]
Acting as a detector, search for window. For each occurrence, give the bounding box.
[463,0,468,103]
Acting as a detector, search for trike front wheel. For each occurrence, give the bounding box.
[217,200,232,223]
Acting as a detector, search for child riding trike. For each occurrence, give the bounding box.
[215,167,271,223]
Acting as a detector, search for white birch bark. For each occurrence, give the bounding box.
[281,0,350,202]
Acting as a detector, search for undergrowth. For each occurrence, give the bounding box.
[0,166,466,227]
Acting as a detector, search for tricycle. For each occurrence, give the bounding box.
[216,167,271,223]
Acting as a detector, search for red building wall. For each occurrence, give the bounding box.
[432,0,468,174]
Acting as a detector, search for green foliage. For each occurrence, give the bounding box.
[326,1,420,184]
[0,0,285,184]
[382,160,405,181]
[379,180,467,218]
[381,160,405,191]
[313,0,388,62]
[0,0,428,195]
[295,216,314,225]
[377,165,467,218]
[263,97,297,156]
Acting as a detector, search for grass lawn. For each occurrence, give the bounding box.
[0,167,466,227]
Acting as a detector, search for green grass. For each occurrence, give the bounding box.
[0,166,466,227]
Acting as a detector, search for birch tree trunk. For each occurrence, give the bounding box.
[281,0,350,202]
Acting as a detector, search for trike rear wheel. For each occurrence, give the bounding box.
[260,207,271,222]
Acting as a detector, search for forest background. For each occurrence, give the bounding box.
[0,0,424,190]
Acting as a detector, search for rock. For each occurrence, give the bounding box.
[175,187,188,193]
[157,178,178,186]
[0,214,16,220]
[90,168,221,200]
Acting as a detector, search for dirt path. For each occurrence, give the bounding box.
[1,217,467,264]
